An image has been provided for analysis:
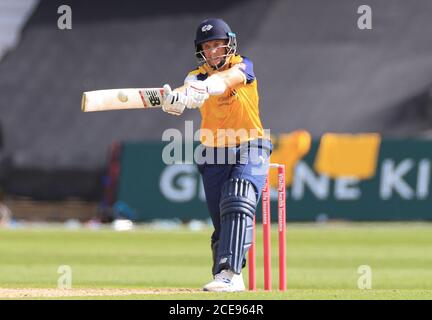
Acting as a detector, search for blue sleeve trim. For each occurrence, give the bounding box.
[197,73,208,81]
[239,56,255,84]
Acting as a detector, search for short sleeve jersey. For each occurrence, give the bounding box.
[185,54,266,147]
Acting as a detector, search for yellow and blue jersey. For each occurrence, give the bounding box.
[185,54,266,147]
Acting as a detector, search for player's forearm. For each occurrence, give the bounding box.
[173,84,188,94]
[179,66,246,97]
[179,77,224,96]
[203,67,246,95]
[214,66,246,88]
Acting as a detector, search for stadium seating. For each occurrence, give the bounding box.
[0,0,432,200]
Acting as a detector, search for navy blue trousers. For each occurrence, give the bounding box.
[197,138,273,246]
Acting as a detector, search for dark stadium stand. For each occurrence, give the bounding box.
[0,0,432,201]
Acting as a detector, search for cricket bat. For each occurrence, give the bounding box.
[81,88,165,112]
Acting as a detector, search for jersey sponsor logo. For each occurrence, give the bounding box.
[201,24,213,32]
[217,90,237,106]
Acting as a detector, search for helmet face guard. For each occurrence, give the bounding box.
[195,32,237,70]
[194,18,237,70]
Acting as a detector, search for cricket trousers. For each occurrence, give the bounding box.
[196,138,273,273]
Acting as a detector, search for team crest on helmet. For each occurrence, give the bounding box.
[201,24,213,32]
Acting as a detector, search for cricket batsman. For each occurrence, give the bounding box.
[162,18,272,292]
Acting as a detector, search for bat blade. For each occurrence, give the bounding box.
[81,88,165,112]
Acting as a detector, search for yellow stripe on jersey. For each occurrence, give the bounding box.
[187,55,267,147]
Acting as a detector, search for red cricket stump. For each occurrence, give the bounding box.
[262,176,272,290]
[248,215,256,291]
[277,165,287,291]
[248,163,287,291]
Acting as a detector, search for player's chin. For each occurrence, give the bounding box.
[209,59,222,68]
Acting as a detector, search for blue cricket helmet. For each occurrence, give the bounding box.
[194,18,237,69]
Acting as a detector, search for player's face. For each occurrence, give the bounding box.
[201,39,228,67]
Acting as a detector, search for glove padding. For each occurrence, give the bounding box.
[184,81,209,109]
[162,84,186,116]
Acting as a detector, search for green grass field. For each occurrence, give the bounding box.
[0,222,431,299]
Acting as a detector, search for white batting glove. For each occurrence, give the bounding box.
[184,82,209,109]
[162,84,185,116]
